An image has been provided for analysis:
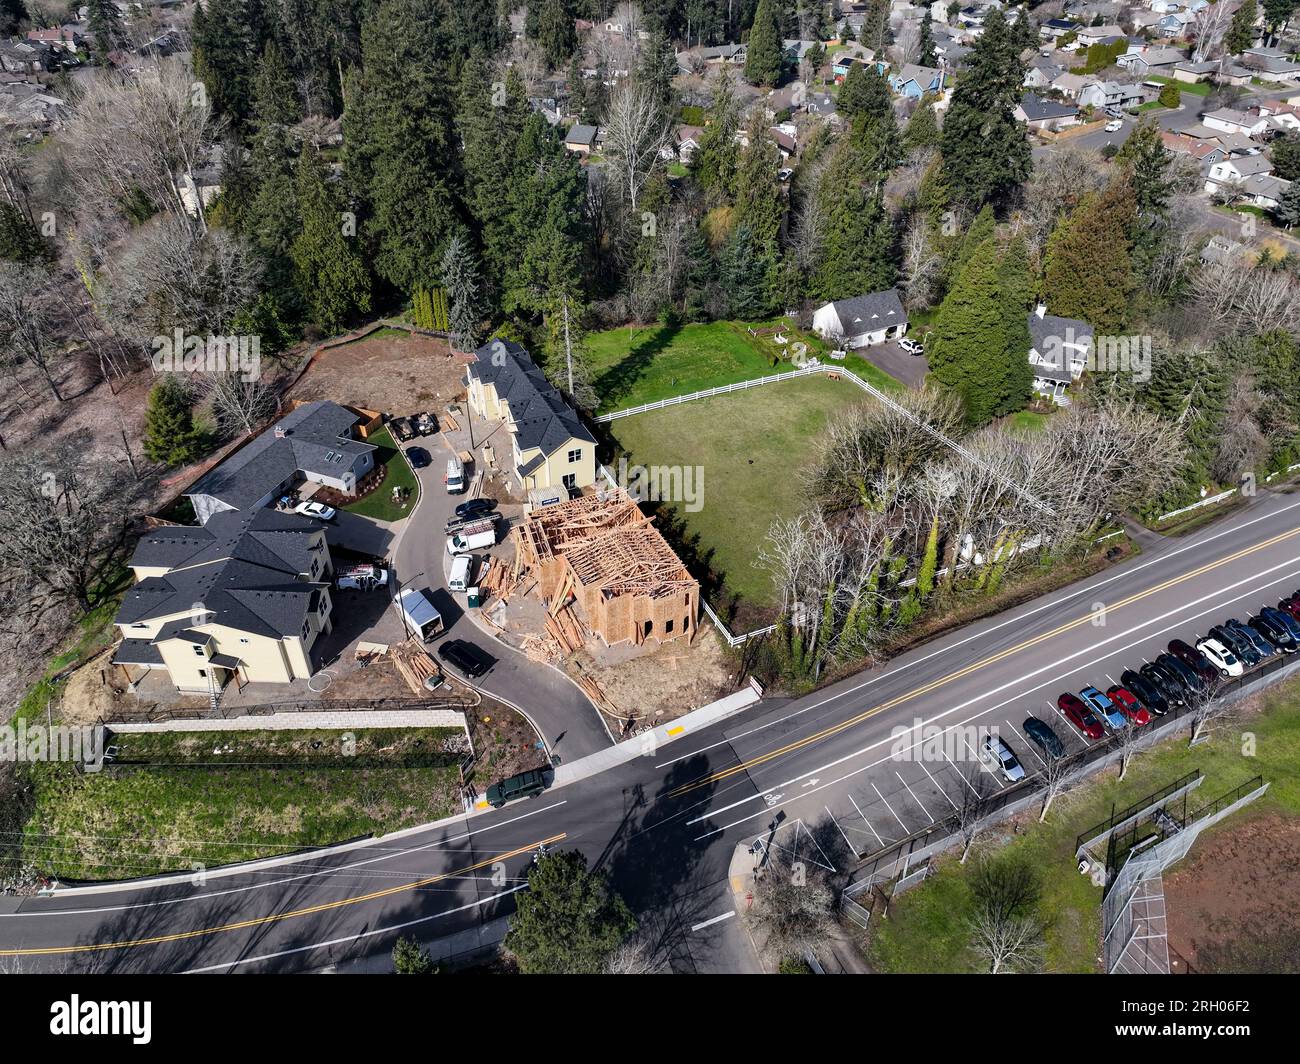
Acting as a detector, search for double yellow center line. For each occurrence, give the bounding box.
[670,525,1300,796]
[1,834,567,957]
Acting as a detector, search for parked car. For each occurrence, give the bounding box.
[1209,623,1261,667]
[407,446,432,468]
[1249,612,1296,654]
[294,500,337,521]
[1104,119,1123,132]
[455,498,497,520]
[1022,716,1065,759]
[1140,660,1189,707]
[1158,652,1207,696]
[777,167,793,182]
[485,768,547,808]
[981,734,1025,781]
[390,416,416,442]
[437,639,494,679]
[1167,639,1219,685]
[1106,686,1151,727]
[1227,617,1277,660]
[1119,669,1169,716]
[899,337,924,355]
[1079,685,1126,730]
[1058,692,1105,740]
[1261,606,1300,645]
[1195,636,1243,678]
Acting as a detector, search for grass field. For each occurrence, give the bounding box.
[15,727,464,880]
[867,676,1300,973]
[342,426,419,522]
[587,319,902,415]
[1150,75,1211,96]
[607,374,870,626]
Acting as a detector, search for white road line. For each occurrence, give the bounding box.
[848,793,884,848]
[896,771,936,823]
[826,805,857,854]
[872,781,909,833]
[690,561,1300,834]
[182,884,529,973]
[662,497,1300,768]
[940,749,982,797]
[691,911,736,932]
[917,758,960,811]
[962,733,1005,789]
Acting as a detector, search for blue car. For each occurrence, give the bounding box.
[1079,685,1126,731]
[1262,606,1300,644]
[1226,618,1276,660]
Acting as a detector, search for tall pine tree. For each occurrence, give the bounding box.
[744,0,783,87]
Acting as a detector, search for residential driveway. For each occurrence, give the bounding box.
[389,421,613,762]
[858,340,928,388]
[325,511,397,558]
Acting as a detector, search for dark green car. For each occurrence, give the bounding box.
[1021,716,1065,759]
[486,769,547,809]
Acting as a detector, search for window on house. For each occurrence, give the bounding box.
[193,644,205,656]
[665,619,674,634]
[567,448,582,464]
[239,638,249,645]
[302,621,310,639]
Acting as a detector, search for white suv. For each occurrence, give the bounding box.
[981,734,1026,782]
[1196,636,1243,677]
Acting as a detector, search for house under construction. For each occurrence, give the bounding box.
[516,488,699,647]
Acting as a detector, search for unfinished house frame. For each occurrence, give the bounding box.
[517,488,699,647]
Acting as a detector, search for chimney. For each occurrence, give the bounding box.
[1034,302,1047,319]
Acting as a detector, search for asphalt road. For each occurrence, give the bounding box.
[5,487,1300,973]
[389,425,612,762]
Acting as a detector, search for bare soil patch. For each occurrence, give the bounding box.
[1164,812,1300,973]
[285,329,467,415]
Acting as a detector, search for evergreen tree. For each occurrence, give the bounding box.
[1263,0,1299,37]
[812,141,896,301]
[919,9,937,66]
[1,0,27,37]
[0,202,51,264]
[860,0,892,53]
[191,0,259,126]
[691,67,742,198]
[682,221,718,321]
[928,235,1029,425]
[640,28,678,111]
[1042,177,1137,334]
[143,377,206,467]
[85,0,126,62]
[939,7,1030,209]
[441,230,486,351]
[535,0,577,68]
[902,98,941,153]
[504,851,635,974]
[722,223,772,318]
[744,0,783,87]
[1271,134,1300,180]
[1277,180,1300,228]
[392,935,437,974]
[1226,0,1258,54]
[345,0,461,300]
[291,148,372,333]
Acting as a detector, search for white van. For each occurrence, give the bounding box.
[445,455,465,494]
[448,554,473,593]
[446,526,495,556]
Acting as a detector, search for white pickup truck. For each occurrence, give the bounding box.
[446,520,496,556]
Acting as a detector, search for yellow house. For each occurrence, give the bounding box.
[465,338,598,493]
[112,509,334,694]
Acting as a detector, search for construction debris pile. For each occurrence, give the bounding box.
[515,488,699,648]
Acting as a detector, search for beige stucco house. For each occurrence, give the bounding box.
[465,339,598,494]
[112,509,334,694]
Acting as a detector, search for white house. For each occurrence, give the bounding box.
[1201,107,1269,137]
[1028,304,1092,405]
[1204,154,1275,196]
[812,289,909,348]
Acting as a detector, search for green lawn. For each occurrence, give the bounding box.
[868,676,1300,974]
[343,426,419,522]
[1003,409,1052,435]
[607,374,870,626]
[1150,75,1211,96]
[585,319,901,415]
[16,727,465,880]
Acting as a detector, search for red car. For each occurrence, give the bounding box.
[1105,685,1151,727]
[1058,692,1105,740]
[1278,596,1300,623]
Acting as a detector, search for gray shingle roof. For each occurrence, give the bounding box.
[115,508,328,646]
[825,289,907,339]
[565,123,597,146]
[1020,93,1079,122]
[1028,310,1092,378]
[186,400,374,512]
[467,338,595,456]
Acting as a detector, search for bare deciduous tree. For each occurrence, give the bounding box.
[602,79,672,213]
[967,855,1046,974]
[204,370,279,440]
[0,262,63,401]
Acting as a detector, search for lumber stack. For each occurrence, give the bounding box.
[391,638,441,694]
[543,604,586,654]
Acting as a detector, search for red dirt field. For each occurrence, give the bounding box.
[285,329,468,414]
[1163,812,1300,973]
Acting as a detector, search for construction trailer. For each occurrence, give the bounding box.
[516,488,699,647]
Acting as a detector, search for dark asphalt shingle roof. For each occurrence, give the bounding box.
[116,508,328,643]
[467,338,596,457]
[1019,93,1079,122]
[1029,310,1093,380]
[186,400,374,512]
[825,289,907,338]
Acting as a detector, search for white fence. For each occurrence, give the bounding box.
[593,364,829,423]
